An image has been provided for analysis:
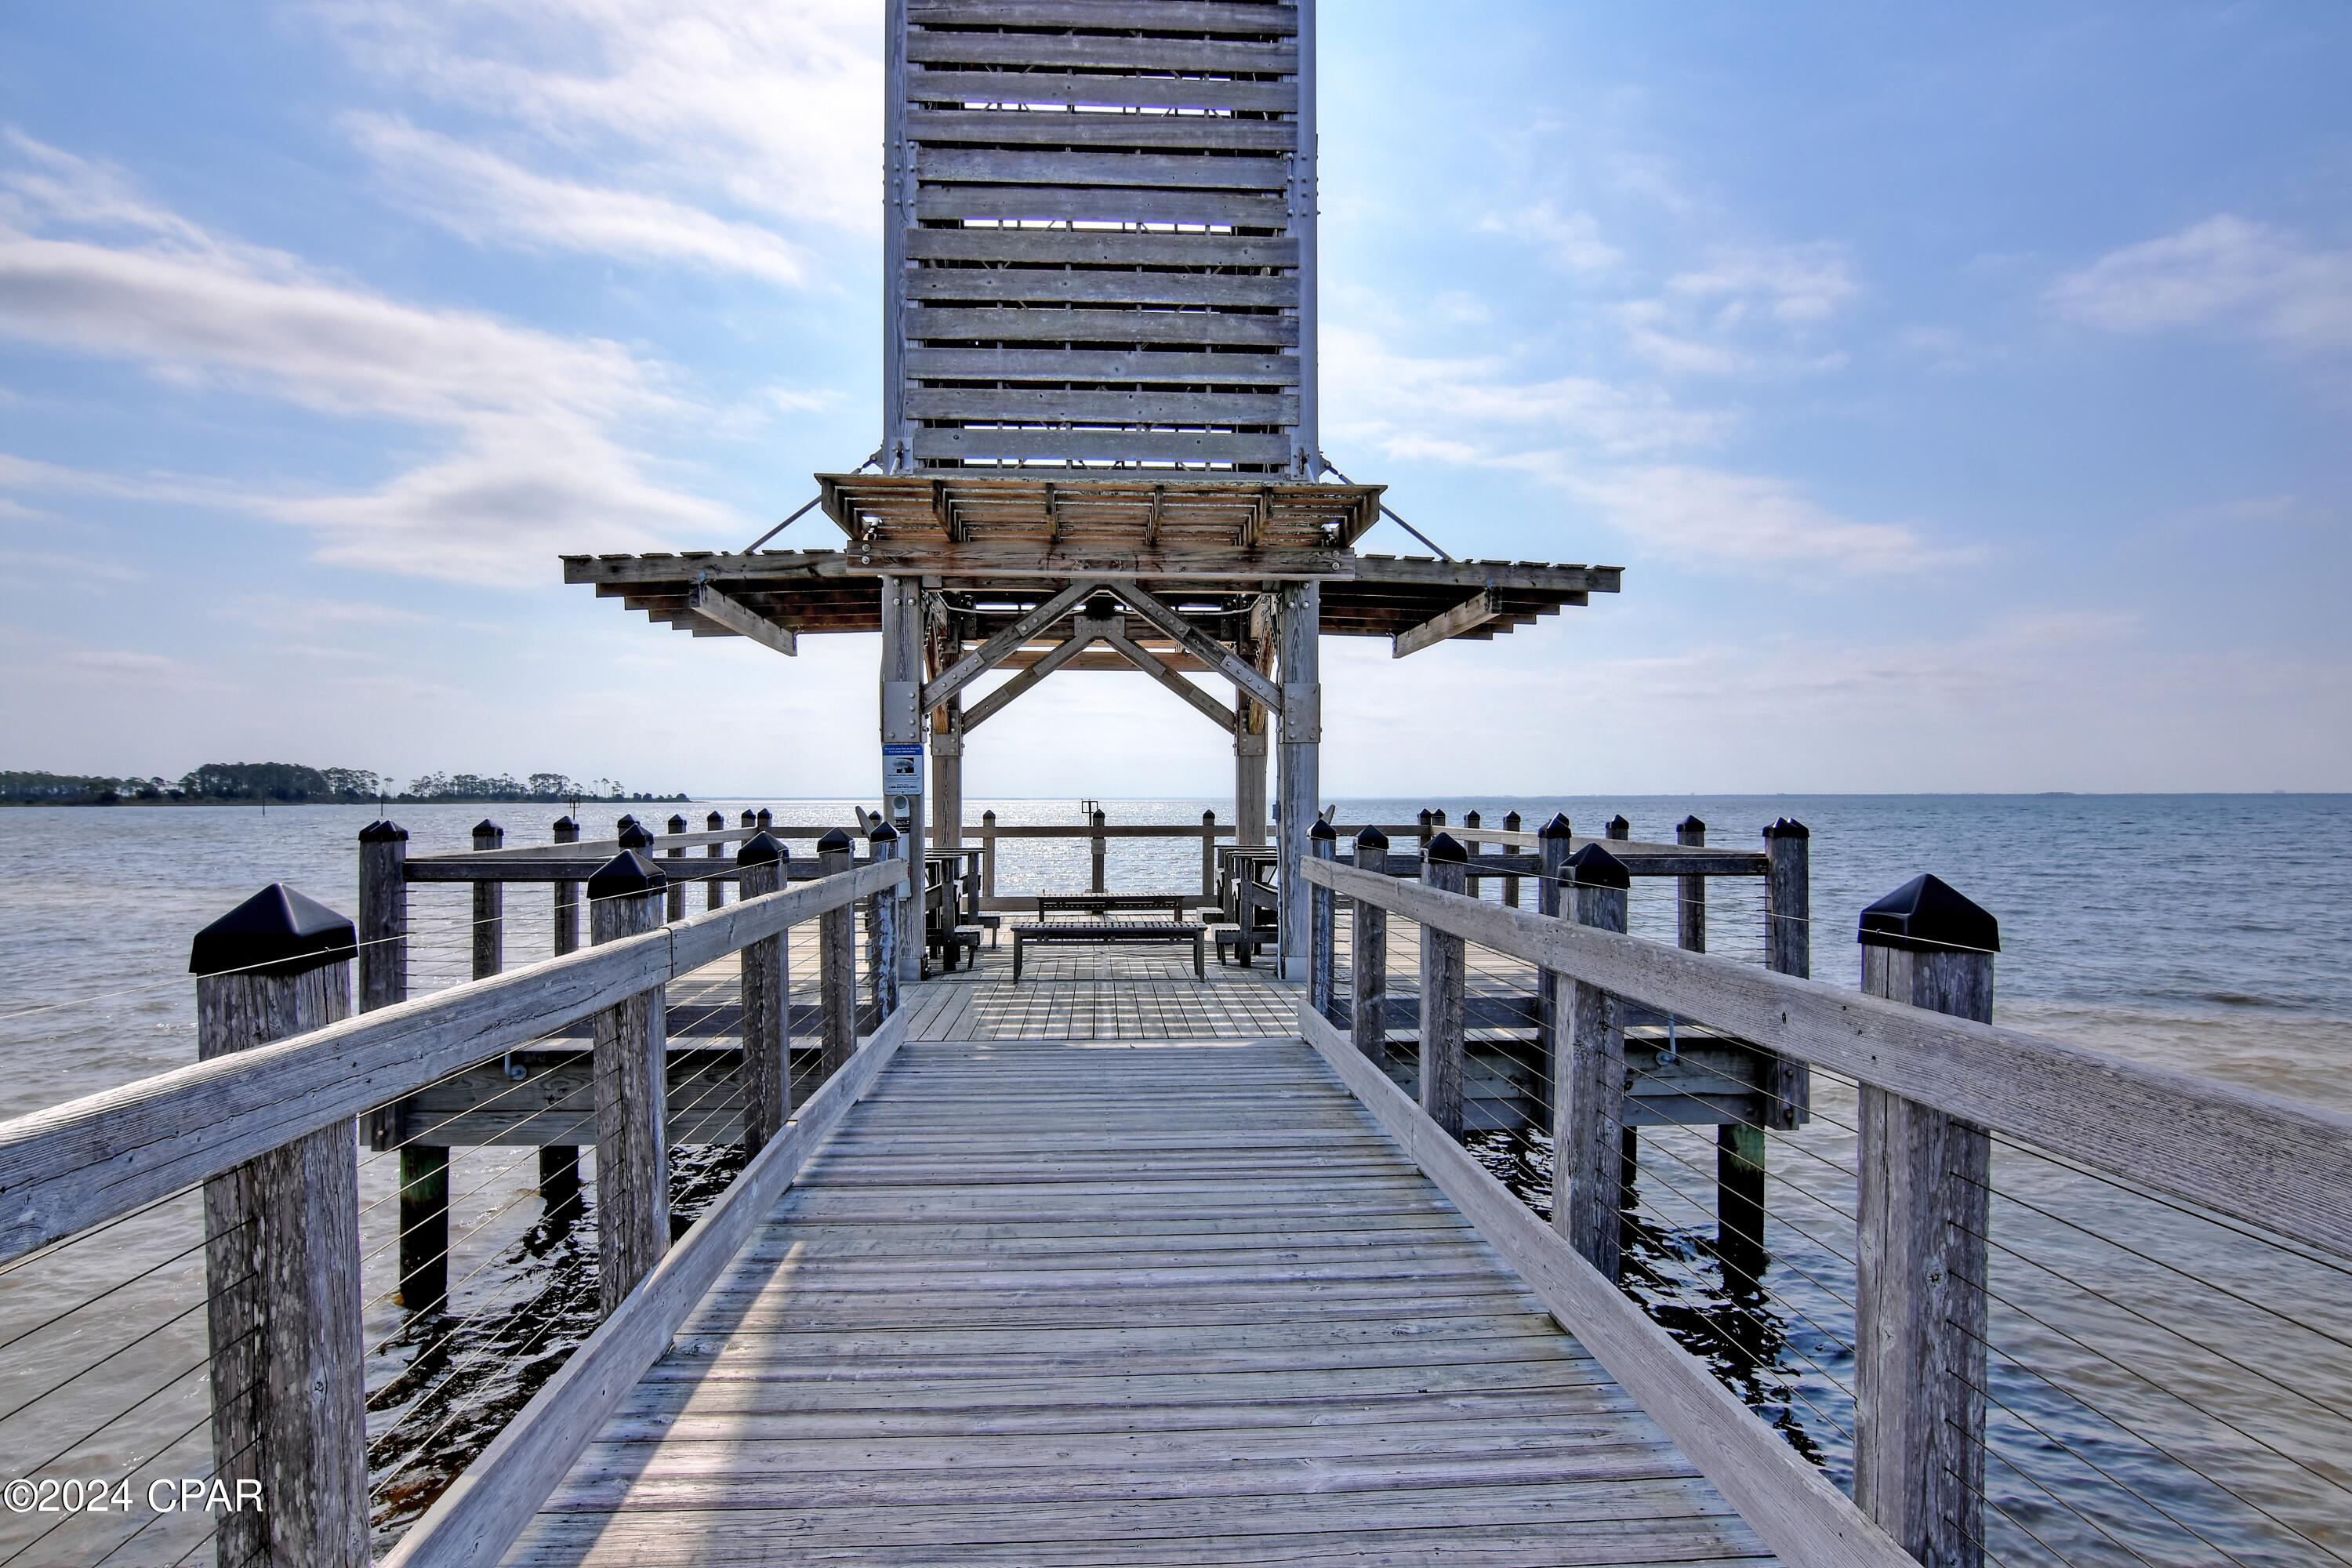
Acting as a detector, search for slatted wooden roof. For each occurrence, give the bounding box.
[819,472,1379,554]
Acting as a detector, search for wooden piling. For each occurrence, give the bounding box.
[1308,820,1336,1017]
[471,819,504,978]
[735,832,790,1155]
[1854,874,1999,1568]
[1606,814,1631,841]
[665,815,688,921]
[868,822,902,1018]
[756,808,773,831]
[741,809,757,831]
[1200,810,1218,901]
[1558,844,1630,1280]
[1762,819,1813,1128]
[551,815,581,956]
[357,819,407,1014]
[587,851,669,1316]
[543,815,583,1217]
[191,886,368,1568]
[979,810,999,902]
[1351,826,1389,1060]
[705,811,727,909]
[1535,813,1573,1081]
[817,829,857,1080]
[1417,833,1468,1138]
[1090,808,1108,894]
[1501,811,1523,907]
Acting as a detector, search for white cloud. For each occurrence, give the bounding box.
[1621,242,1858,377]
[345,114,812,286]
[1567,466,1964,577]
[2049,216,2352,354]
[1475,199,1624,274]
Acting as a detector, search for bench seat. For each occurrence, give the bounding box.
[1011,921,1206,981]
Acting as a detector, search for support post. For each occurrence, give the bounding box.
[817,829,857,1080]
[757,808,773,831]
[705,811,727,909]
[735,832,790,1154]
[1463,810,1482,894]
[868,821,902,1018]
[1417,833,1468,1138]
[741,809,757,831]
[1200,811,1218,902]
[1501,811,1523,907]
[191,886,367,1568]
[880,575,927,982]
[1854,875,2000,1568]
[1351,827,1389,1059]
[357,819,407,1015]
[1606,814,1631,841]
[980,811,998,902]
[543,815,583,1216]
[1090,808,1107,893]
[470,819,503,978]
[1307,820,1336,1017]
[1535,813,1573,1083]
[931,695,964,851]
[1762,818,1813,1128]
[1557,844,1630,1280]
[664,815,688,920]
[551,815,581,956]
[1275,581,1320,978]
[587,851,669,1316]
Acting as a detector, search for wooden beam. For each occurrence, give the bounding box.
[1391,588,1502,659]
[851,541,1348,580]
[922,579,1100,712]
[686,580,798,656]
[1100,630,1239,731]
[1117,581,1283,713]
[1352,556,1623,595]
[963,636,1098,731]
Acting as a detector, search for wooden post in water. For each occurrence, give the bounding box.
[817,829,857,1080]
[1535,813,1573,1086]
[664,815,688,921]
[735,831,790,1155]
[1601,815,1635,1193]
[543,815,583,1217]
[471,819,503,978]
[191,885,367,1568]
[586,850,668,1316]
[1501,811,1523,907]
[1557,844,1630,1280]
[1854,874,1999,1568]
[979,810,998,903]
[1090,808,1107,894]
[1417,833,1468,1138]
[551,815,581,956]
[1682,815,1759,1278]
[868,821,902,1018]
[705,811,727,909]
[1307,819,1336,1017]
[1762,818,1813,1128]
[1351,826,1388,1060]
[1200,811,1218,902]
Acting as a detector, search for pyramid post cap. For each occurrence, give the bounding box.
[705,811,725,829]
[1503,811,1522,829]
[735,829,786,866]
[473,818,502,837]
[1606,814,1632,835]
[586,850,665,900]
[739,810,757,825]
[1355,826,1389,853]
[1564,843,1632,891]
[869,819,900,844]
[816,827,855,853]
[755,809,773,826]
[1463,810,1481,827]
[1417,809,1433,825]
[1859,873,2000,955]
[1679,815,1707,833]
[191,884,357,978]
[358,819,408,844]
[1425,832,1468,866]
[552,815,579,833]
[666,815,688,833]
[1538,812,1573,840]
[616,821,655,851]
[1764,818,1811,840]
[1309,818,1336,842]
[1201,809,1216,822]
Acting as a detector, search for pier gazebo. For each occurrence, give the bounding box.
[567,0,1617,976]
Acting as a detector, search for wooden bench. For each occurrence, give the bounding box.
[927,924,984,971]
[1011,922,1206,981]
[1207,920,1274,967]
[1033,892,1193,920]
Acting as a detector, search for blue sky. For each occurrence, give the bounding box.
[2,2,2347,798]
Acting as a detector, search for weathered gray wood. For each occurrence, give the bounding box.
[737,848,789,1156]
[470,820,505,978]
[1762,820,1811,1130]
[380,1002,914,1568]
[687,578,797,655]
[819,836,858,1081]
[1391,587,1503,658]
[591,877,669,1316]
[906,385,1294,426]
[907,306,1301,347]
[906,346,1301,385]
[705,812,728,911]
[198,956,368,1568]
[911,429,1296,466]
[868,826,904,1017]
[931,692,964,852]
[1200,811,1218,900]
[908,31,1297,76]
[1295,1001,1914,1568]
[664,819,688,923]
[1501,811,1523,907]
[553,815,581,956]
[1290,0,1318,468]
[1274,581,1319,976]
[1306,855,2352,1262]
[880,576,927,984]
[1559,869,1629,1281]
[1675,816,1706,955]
[925,579,1101,711]
[1352,830,1389,1062]
[1418,841,1468,1138]
[1856,940,1994,1568]
[1121,581,1284,714]
[1090,808,1108,893]
[905,273,1296,313]
[1308,826,1336,1017]
[1536,818,1572,1091]
[904,69,1295,114]
[906,107,1298,155]
[980,811,999,901]
[918,147,1290,193]
[909,1,1298,37]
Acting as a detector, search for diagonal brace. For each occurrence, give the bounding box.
[964,636,1098,731]
[1102,630,1239,731]
[688,579,797,656]
[1116,582,1282,713]
[924,580,1102,713]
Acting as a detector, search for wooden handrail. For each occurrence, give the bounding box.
[1305,855,2352,1262]
[0,857,906,1265]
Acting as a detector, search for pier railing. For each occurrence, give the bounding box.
[1302,835,2352,1568]
[0,831,907,1566]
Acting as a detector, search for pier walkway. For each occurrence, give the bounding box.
[507,953,1773,1567]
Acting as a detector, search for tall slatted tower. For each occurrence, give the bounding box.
[884,0,1316,475]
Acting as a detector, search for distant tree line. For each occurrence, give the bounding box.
[0,764,686,807]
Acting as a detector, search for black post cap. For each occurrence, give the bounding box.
[1606,814,1632,837]
[756,809,773,828]
[586,850,665,900]
[359,819,408,844]
[706,811,725,829]
[1538,811,1573,840]
[1309,818,1336,841]
[190,884,357,978]
[1859,874,1999,955]
[1503,811,1522,829]
[1202,809,1216,822]
[474,818,502,837]
[617,821,655,851]
[816,827,854,854]
[869,819,900,843]
[1417,809,1433,826]
[1425,832,1468,865]
[740,810,757,826]
[736,829,786,866]
[1356,824,1389,851]
[1679,815,1706,833]
[1464,810,1482,828]
[1563,843,1632,891]
[552,815,579,833]
[666,814,688,833]
[1763,818,1810,840]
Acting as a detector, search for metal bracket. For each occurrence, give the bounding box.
[882,680,921,743]
[1280,683,1322,743]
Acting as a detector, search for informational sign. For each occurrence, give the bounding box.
[882,743,924,796]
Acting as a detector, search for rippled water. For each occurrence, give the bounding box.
[1,794,2346,1564]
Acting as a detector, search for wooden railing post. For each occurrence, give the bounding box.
[1855,874,2000,1568]
[1351,826,1388,1059]
[1762,818,1813,1129]
[1501,811,1523,907]
[1535,812,1573,1083]
[817,829,857,1080]
[1606,813,1630,842]
[757,808,774,831]
[979,809,998,902]
[1200,810,1218,902]
[1090,808,1108,893]
[665,815,689,921]
[586,849,668,1316]
[1558,844,1631,1280]
[471,818,504,978]
[735,831,790,1154]
[1462,811,1482,896]
[1417,808,1432,849]
[740,808,757,833]
[705,810,727,909]
[358,818,407,1014]
[543,815,583,1216]
[867,822,902,1018]
[191,886,367,1568]
[1307,819,1336,1017]
[1417,833,1468,1138]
